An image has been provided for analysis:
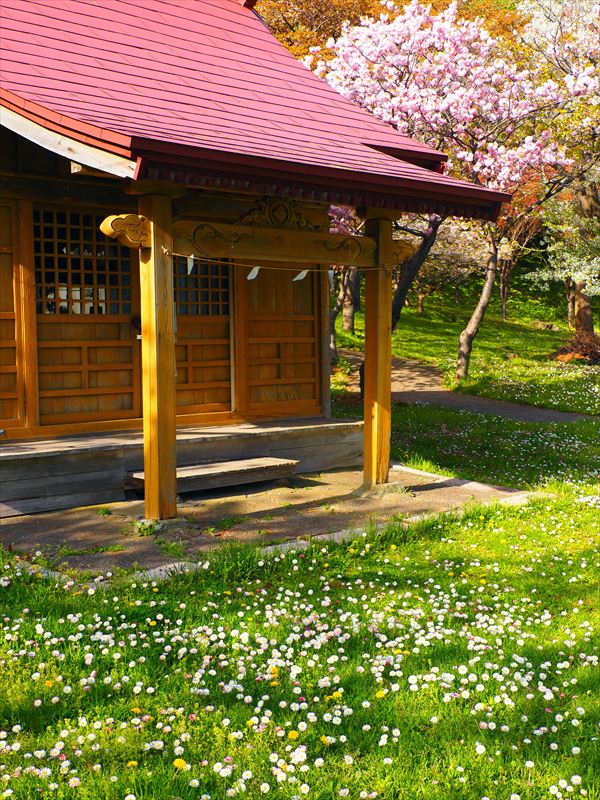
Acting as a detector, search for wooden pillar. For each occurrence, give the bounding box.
[137,194,177,520]
[363,218,393,487]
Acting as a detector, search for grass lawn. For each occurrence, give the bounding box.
[336,281,600,416]
[1,485,599,800]
[332,395,600,490]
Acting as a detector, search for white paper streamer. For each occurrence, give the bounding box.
[293,270,308,282]
[187,255,195,275]
[247,266,261,280]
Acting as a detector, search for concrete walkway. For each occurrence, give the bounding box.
[341,350,592,423]
[0,465,526,575]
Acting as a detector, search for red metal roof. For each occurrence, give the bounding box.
[0,0,509,219]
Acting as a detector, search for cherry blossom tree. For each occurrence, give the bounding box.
[315,0,599,378]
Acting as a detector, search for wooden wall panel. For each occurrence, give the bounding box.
[0,202,23,427]
[34,206,142,425]
[173,257,232,414]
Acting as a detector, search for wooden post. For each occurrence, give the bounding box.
[363,218,393,487]
[137,194,177,520]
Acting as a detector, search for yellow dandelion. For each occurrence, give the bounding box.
[375,690,386,699]
[127,760,138,768]
[288,730,299,740]
[173,758,187,770]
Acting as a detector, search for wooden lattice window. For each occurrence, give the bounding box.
[34,208,132,316]
[174,257,229,316]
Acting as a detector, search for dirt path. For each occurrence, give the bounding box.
[1,466,526,575]
[341,349,593,424]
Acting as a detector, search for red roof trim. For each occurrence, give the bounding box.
[142,159,506,222]
[0,89,134,158]
[132,140,509,206]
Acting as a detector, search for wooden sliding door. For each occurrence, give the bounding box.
[34,207,142,425]
[235,262,322,417]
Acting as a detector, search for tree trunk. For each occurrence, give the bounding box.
[417,289,425,315]
[342,267,360,332]
[454,285,461,305]
[499,262,509,322]
[391,215,443,331]
[329,268,349,362]
[565,278,576,329]
[574,281,595,333]
[456,237,498,381]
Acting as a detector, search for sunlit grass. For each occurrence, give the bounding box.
[1,487,599,799]
[335,280,600,415]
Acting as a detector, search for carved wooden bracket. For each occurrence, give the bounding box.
[100,214,151,248]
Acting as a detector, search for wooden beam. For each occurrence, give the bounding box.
[0,174,137,207]
[172,219,377,267]
[363,218,393,487]
[137,194,178,520]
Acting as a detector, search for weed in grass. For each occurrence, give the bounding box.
[156,539,186,559]
[132,519,157,537]
[53,543,126,558]
[95,507,112,517]
[217,515,247,531]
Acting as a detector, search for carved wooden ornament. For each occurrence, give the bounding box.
[100,214,151,248]
[236,197,318,232]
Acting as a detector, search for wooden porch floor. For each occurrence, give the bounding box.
[0,418,363,517]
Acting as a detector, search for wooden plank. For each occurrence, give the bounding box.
[127,456,298,493]
[1,106,137,178]
[173,220,377,267]
[319,264,331,417]
[0,451,125,481]
[0,469,124,501]
[138,193,177,520]
[363,219,393,487]
[233,260,248,414]
[0,489,125,518]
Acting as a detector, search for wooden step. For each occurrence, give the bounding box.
[126,456,299,494]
